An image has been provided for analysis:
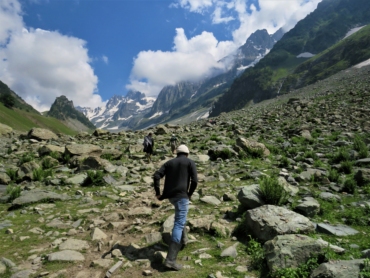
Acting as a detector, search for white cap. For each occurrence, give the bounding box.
[176,144,189,154]
[172,134,175,136]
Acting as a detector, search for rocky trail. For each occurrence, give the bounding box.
[0,65,370,278]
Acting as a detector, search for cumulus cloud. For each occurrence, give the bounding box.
[128,0,322,96]
[102,55,109,64]
[0,0,103,111]
[127,28,237,97]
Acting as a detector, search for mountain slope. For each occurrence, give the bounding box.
[210,0,370,117]
[281,23,370,92]
[48,95,95,132]
[0,80,39,114]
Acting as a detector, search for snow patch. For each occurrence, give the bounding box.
[149,112,163,119]
[297,52,315,58]
[196,111,209,120]
[354,58,370,69]
[107,126,119,130]
[117,115,132,121]
[343,26,365,40]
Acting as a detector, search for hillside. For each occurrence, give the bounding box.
[48,95,95,132]
[0,80,39,114]
[0,102,78,135]
[0,63,369,277]
[210,0,370,117]
[281,24,370,92]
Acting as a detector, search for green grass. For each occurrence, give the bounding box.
[0,103,77,135]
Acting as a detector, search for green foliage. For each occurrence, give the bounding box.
[279,156,291,168]
[340,205,370,226]
[354,135,369,159]
[330,148,350,164]
[18,152,35,165]
[259,176,289,206]
[32,168,53,181]
[49,151,61,160]
[340,160,353,174]
[360,258,370,278]
[303,150,318,160]
[343,176,357,194]
[209,134,222,143]
[6,184,21,202]
[0,93,16,108]
[244,147,265,159]
[328,168,340,183]
[82,170,106,187]
[269,257,320,278]
[208,148,234,161]
[6,168,18,181]
[42,157,57,169]
[246,236,265,270]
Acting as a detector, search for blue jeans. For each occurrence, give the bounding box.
[169,197,189,243]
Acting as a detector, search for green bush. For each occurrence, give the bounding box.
[330,148,350,164]
[340,161,353,174]
[32,168,53,181]
[18,152,35,165]
[279,156,290,168]
[328,168,340,182]
[82,170,106,187]
[49,151,61,160]
[343,177,357,194]
[6,168,18,181]
[259,176,289,206]
[354,135,368,159]
[246,236,264,271]
[6,185,21,202]
[304,150,318,160]
[340,205,370,226]
[42,157,57,169]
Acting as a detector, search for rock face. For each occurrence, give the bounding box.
[264,234,324,271]
[245,205,315,242]
[236,137,270,156]
[0,123,12,136]
[65,144,102,157]
[11,190,69,207]
[310,259,365,278]
[28,128,58,141]
[237,184,265,209]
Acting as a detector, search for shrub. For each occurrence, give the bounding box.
[246,236,264,271]
[6,185,21,202]
[340,206,370,226]
[32,168,53,181]
[18,152,35,165]
[330,148,350,163]
[340,160,353,174]
[354,135,368,159]
[304,150,318,160]
[49,151,61,160]
[42,157,57,169]
[245,147,265,159]
[259,176,289,206]
[343,177,357,194]
[82,170,106,187]
[269,257,320,278]
[328,168,340,182]
[6,168,18,181]
[279,156,290,168]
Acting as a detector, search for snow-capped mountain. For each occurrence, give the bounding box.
[76,91,155,131]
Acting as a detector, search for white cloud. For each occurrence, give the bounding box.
[128,28,237,97]
[102,55,109,64]
[128,0,322,96]
[177,0,214,13]
[0,0,23,45]
[0,0,103,111]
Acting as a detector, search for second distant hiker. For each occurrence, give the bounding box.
[169,134,179,154]
[143,132,154,162]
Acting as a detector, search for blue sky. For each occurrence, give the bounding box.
[0,0,322,111]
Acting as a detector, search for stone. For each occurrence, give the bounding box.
[200,195,221,206]
[128,207,152,216]
[295,197,320,217]
[90,258,114,268]
[236,137,270,156]
[0,123,12,136]
[316,223,359,236]
[105,260,123,278]
[28,128,58,141]
[264,234,324,271]
[91,227,108,241]
[38,145,65,156]
[310,259,365,278]
[65,144,102,157]
[145,232,162,244]
[220,244,238,258]
[48,250,85,261]
[237,184,265,209]
[11,190,69,207]
[10,270,33,278]
[59,239,89,251]
[0,173,11,184]
[245,205,315,242]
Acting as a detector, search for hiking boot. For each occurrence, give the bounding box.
[164,241,183,271]
[180,226,188,250]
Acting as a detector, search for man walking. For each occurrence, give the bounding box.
[153,144,198,271]
[143,132,154,162]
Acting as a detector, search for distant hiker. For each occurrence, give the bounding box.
[169,134,179,154]
[143,132,154,162]
[153,144,198,271]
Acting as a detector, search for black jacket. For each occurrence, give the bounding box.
[153,154,198,200]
